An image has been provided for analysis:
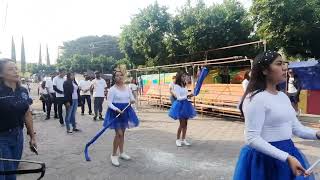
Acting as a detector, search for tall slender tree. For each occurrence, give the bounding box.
[11,36,16,62]
[21,37,26,74]
[46,45,50,65]
[38,44,42,65]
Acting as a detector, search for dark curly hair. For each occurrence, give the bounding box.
[175,71,187,87]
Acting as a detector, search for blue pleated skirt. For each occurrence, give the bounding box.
[233,139,315,180]
[103,103,139,129]
[169,99,196,120]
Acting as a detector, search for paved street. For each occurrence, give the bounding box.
[18,85,320,180]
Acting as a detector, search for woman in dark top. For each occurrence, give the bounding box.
[0,58,37,180]
[63,73,81,134]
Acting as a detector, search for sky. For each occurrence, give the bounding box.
[0,0,252,64]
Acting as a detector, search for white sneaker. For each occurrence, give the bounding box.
[110,155,120,167]
[120,153,131,160]
[176,139,182,147]
[182,139,191,146]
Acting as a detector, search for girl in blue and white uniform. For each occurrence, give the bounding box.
[234,51,320,180]
[169,71,196,147]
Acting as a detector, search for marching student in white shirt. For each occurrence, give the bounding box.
[168,71,196,147]
[233,51,320,180]
[91,71,107,121]
[53,68,67,126]
[79,73,92,115]
[287,69,302,113]
[103,70,139,167]
[44,73,58,120]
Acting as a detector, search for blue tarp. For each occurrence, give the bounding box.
[288,60,320,90]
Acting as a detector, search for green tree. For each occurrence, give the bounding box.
[38,44,42,65]
[46,45,50,65]
[58,35,124,72]
[90,55,116,73]
[27,63,56,75]
[119,26,146,65]
[57,54,117,73]
[27,63,37,74]
[120,0,255,66]
[11,37,16,62]
[61,35,124,60]
[119,2,172,66]
[69,54,91,72]
[21,37,26,74]
[57,57,73,71]
[251,0,320,58]
[115,58,132,69]
[171,0,254,61]
[308,0,320,58]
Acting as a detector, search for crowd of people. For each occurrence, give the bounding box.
[36,69,141,133]
[0,58,144,179]
[0,50,319,180]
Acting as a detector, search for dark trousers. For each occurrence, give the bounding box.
[94,97,104,116]
[56,97,66,124]
[81,95,92,114]
[42,100,46,112]
[46,93,58,118]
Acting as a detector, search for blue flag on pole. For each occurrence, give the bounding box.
[193,67,209,96]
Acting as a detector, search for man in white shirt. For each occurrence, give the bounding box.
[129,80,138,97]
[53,69,66,125]
[90,71,107,120]
[129,79,139,110]
[44,73,58,119]
[79,73,92,115]
[287,69,301,113]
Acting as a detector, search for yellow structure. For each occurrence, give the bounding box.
[298,90,308,114]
